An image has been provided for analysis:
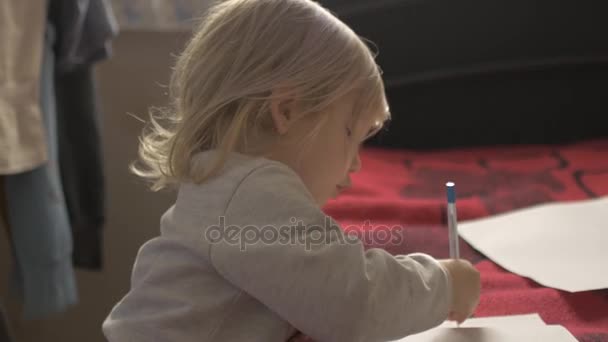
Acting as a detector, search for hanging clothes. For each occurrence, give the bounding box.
[50,0,118,73]
[0,167,12,342]
[0,1,49,174]
[50,0,118,270]
[3,20,78,320]
[55,68,107,270]
[0,300,14,342]
[0,0,117,319]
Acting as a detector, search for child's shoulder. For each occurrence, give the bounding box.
[177,150,315,211]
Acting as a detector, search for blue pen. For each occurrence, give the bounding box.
[446,181,461,327]
[446,182,460,260]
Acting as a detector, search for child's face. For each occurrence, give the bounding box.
[270,93,381,206]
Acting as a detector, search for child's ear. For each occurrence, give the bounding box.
[270,96,296,135]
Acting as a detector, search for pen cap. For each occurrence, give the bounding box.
[446,181,456,203]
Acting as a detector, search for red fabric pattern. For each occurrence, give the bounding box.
[323,139,608,341]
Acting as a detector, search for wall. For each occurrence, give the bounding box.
[0,31,189,342]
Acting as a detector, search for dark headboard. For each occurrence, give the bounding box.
[321,0,608,149]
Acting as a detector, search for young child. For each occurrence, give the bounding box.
[102,0,481,341]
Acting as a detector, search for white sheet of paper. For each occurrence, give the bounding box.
[395,325,577,342]
[438,313,545,328]
[389,314,557,342]
[458,196,608,292]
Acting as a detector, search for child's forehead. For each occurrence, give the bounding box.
[354,98,390,123]
[325,84,388,124]
[355,101,390,137]
[349,107,387,137]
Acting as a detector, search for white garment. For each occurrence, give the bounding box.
[0,0,48,174]
[103,151,452,342]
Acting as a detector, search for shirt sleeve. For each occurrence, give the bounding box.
[208,163,452,342]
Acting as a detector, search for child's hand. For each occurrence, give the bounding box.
[439,259,481,324]
[287,331,316,342]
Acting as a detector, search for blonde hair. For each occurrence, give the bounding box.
[132,0,390,191]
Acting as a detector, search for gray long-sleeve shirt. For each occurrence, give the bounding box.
[102,151,452,341]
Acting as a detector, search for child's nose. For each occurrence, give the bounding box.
[349,153,362,173]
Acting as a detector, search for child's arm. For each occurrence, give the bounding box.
[208,163,453,342]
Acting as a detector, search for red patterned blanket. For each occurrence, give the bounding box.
[324,139,608,342]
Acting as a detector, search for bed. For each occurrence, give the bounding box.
[323,139,608,341]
